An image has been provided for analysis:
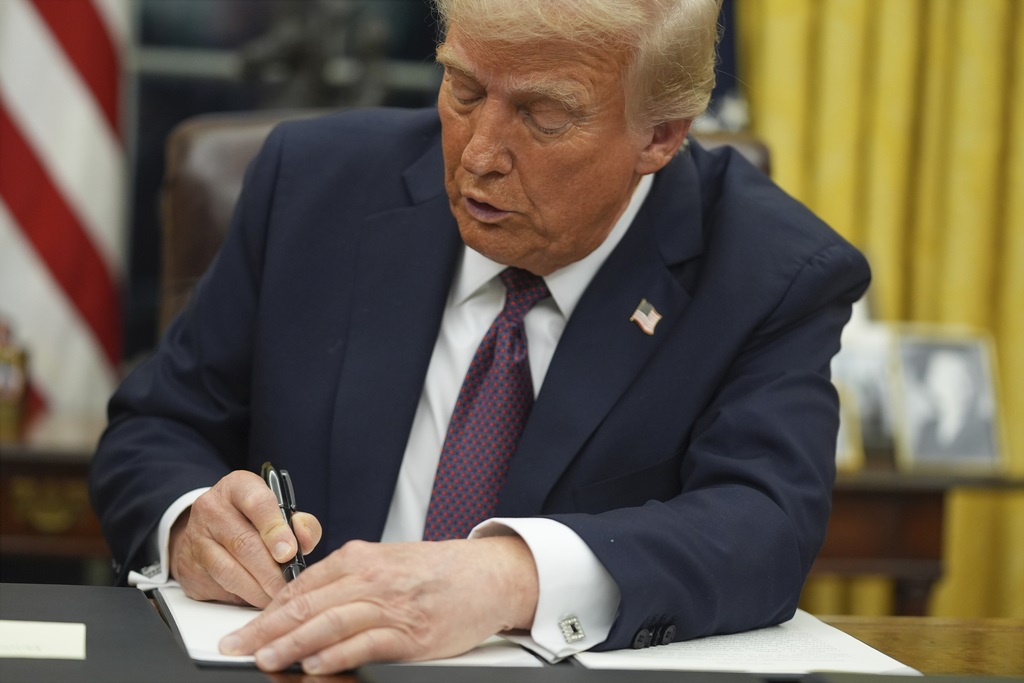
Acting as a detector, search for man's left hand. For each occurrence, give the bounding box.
[219,536,539,674]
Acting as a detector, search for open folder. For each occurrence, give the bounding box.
[150,583,918,677]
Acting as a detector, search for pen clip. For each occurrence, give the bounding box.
[280,469,298,512]
[261,462,287,518]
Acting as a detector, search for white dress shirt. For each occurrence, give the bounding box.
[138,174,654,663]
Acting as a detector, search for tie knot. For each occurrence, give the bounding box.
[499,267,549,319]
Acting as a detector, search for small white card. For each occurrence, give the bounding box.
[0,620,86,660]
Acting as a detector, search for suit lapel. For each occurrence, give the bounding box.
[325,145,462,544]
[497,150,706,515]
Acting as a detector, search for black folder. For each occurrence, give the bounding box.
[0,583,267,683]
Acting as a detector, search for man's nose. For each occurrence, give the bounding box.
[461,102,513,177]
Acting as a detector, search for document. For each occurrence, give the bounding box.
[574,611,918,676]
[153,584,915,675]
[153,585,260,666]
[0,619,86,660]
[152,583,542,668]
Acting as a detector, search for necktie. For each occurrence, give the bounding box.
[422,267,550,541]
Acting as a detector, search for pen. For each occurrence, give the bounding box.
[261,461,307,581]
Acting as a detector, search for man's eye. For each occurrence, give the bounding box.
[524,109,572,136]
[452,91,480,105]
[445,74,481,106]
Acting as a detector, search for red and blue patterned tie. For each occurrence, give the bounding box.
[423,267,550,541]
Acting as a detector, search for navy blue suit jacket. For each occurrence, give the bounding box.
[90,107,870,650]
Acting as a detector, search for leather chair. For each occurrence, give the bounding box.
[158,110,770,334]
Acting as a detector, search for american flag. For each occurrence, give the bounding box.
[630,298,663,335]
[0,0,131,422]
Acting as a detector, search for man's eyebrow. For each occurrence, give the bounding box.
[505,74,586,112]
[435,44,473,77]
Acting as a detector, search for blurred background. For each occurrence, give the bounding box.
[0,0,1020,619]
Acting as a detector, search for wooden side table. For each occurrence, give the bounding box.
[0,415,111,577]
[814,470,1022,615]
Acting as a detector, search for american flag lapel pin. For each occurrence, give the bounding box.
[629,298,662,335]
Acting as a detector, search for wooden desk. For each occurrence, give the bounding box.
[822,615,1024,676]
[813,470,1022,615]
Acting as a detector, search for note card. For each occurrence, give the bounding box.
[0,620,86,660]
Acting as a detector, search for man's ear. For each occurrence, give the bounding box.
[636,119,692,175]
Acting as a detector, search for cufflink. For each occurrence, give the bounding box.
[559,616,586,644]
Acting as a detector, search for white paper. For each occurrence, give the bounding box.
[153,584,541,667]
[401,636,543,667]
[155,584,259,665]
[574,610,919,676]
[0,620,86,660]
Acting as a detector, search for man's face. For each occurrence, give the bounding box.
[437,28,657,275]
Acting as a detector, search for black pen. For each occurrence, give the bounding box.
[261,461,307,581]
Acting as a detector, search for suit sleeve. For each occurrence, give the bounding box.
[88,125,288,582]
[552,239,870,650]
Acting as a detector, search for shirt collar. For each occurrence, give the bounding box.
[451,173,654,319]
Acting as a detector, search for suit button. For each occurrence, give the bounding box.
[661,624,677,645]
[632,628,652,649]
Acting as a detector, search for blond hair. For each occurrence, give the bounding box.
[431,0,721,129]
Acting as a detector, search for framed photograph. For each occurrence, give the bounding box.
[891,327,1003,473]
[834,381,865,472]
[831,323,895,457]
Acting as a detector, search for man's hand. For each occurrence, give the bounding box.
[169,470,322,607]
[219,536,539,674]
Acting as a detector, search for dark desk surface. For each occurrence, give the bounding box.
[2,583,1022,681]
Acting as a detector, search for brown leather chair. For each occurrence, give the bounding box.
[158,110,770,334]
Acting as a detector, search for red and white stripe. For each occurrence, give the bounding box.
[0,0,131,419]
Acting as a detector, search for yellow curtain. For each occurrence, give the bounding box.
[736,0,1023,617]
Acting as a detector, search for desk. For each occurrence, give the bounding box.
[814,470,1022,615]
[2,584,1021,681]
[822,615,1024,677]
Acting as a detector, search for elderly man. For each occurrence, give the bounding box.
[90,0,870,675]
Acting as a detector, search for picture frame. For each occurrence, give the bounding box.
[891,326,1003,473]
[831,323,895,458]
[834,381,865,473]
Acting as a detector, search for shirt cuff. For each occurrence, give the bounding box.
[127,487,210,590]
[470,517,620,662]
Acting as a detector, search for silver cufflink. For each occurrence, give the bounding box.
[559,616,586,643]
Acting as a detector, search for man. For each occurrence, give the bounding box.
[90,0,870,675]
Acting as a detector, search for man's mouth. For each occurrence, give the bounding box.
[464,196,511,222]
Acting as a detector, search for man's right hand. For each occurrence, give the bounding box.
[169,470,322,607]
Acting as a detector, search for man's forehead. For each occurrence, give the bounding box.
[436,36,612,108]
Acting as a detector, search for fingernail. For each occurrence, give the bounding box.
[273,541,291,560]
[303,655,322,674]
[219,634,241,654]
[257,647,280,670]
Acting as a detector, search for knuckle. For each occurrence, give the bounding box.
[364,629,407,663]
[319,605,350,636]
[332,539,371,567]
[238,485,265,519]
[190,491,217,519]
[280,592,316,624]
[229,528,266,560]
[205,551,237,585]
